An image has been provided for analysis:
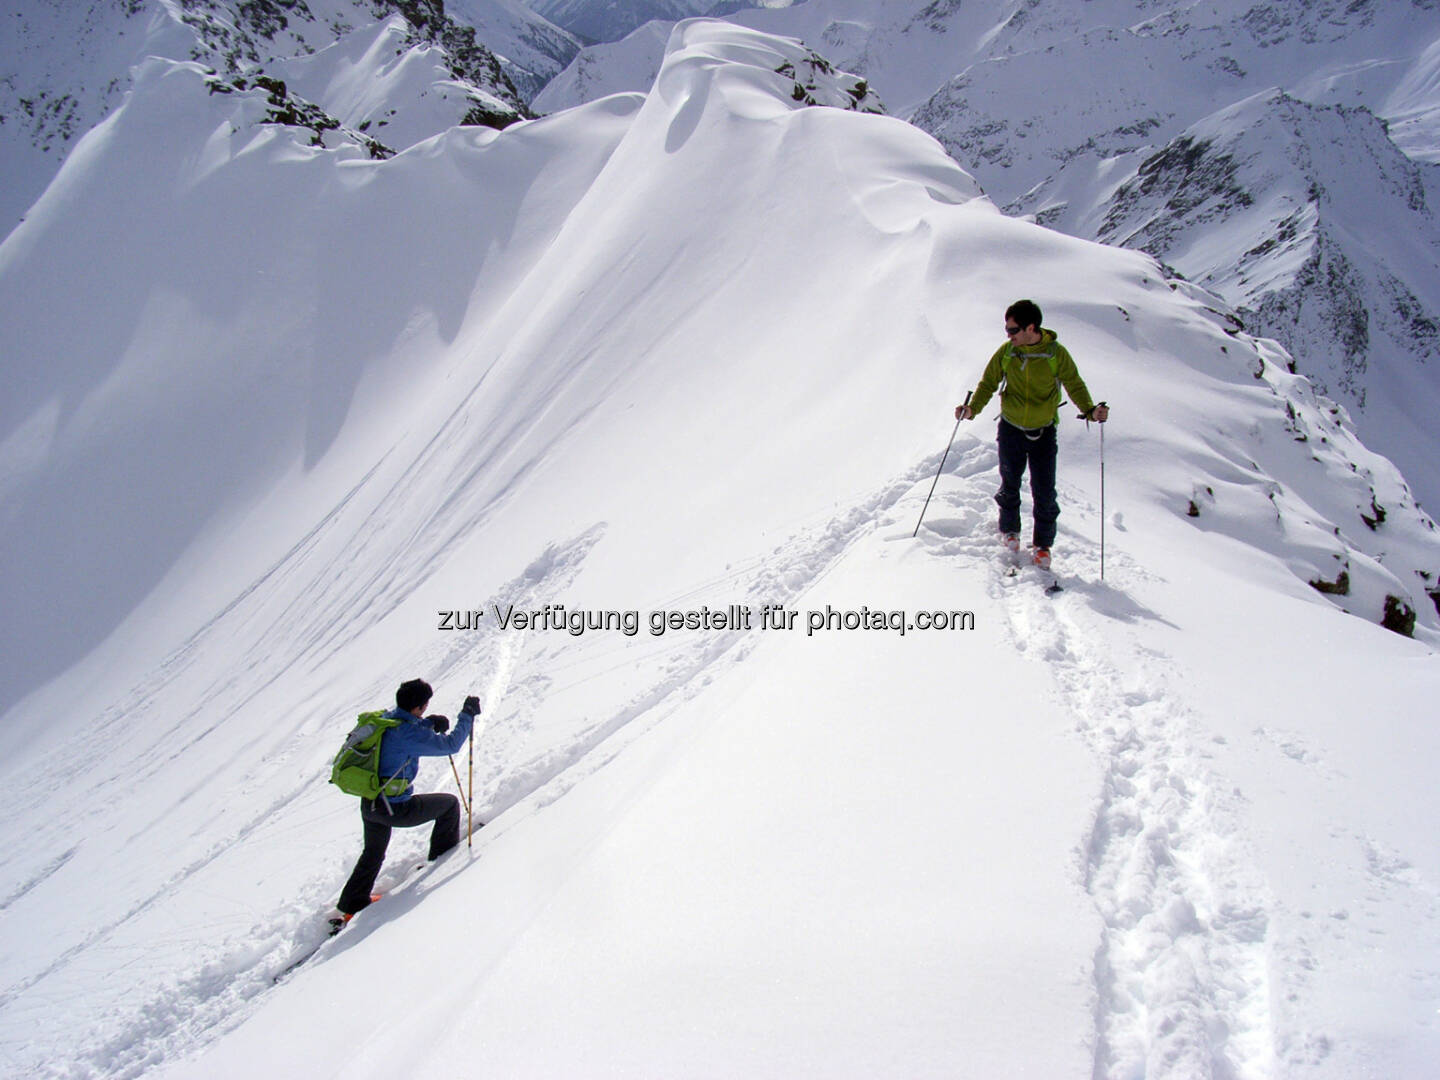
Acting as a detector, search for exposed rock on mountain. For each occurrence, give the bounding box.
[0,0,567,233]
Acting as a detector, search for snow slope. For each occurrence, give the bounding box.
[0,2,186,241]
[533,19,674,112]
[2,17,1439,1080]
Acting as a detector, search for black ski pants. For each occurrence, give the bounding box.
[995,418,1059,549]
[338,793,460,914]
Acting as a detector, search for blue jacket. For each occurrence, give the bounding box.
[375,707,475,803]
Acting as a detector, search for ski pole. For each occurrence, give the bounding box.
[914,391,970,538]
[467,718,474,849]
[1098,404,1107,581]
[448,756,471,816]
[1080,402,1109,579]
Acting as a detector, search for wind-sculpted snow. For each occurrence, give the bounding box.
[1,18,1439,1080]
[0,55,643,709]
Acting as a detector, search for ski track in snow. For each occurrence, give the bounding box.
[11,433,1283,1079]
[0,843,78,913]
[6,430,1332,1080]
[7,456,946,1079]
[916,439,1277,1080]
[16,432,1365,1080]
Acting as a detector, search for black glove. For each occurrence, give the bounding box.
[427,715,450,734]
[462,695,481,717]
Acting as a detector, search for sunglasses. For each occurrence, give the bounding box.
[1004,324,1022,336]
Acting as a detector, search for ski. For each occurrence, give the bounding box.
[273,889,385,983]
[273,919,344,983]
[274,889,386,982]
[274,951,321,983]
[272,846,468,984]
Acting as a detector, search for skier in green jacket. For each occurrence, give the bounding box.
[956,299,1108,568]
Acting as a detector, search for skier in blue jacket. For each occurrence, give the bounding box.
[335,678,479,922]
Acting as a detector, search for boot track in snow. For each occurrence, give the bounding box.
[912,441,1275,1080]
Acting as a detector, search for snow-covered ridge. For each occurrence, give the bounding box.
[1,17,1438,1080]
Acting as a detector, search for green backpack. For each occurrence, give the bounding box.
[330,711,409,798]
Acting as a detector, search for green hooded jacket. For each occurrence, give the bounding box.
[968,329,1096,430]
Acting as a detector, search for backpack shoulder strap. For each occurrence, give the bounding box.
[1001,343,1059,384]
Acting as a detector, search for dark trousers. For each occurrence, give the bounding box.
[337,793,461,914]
[996,419,1059,549]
